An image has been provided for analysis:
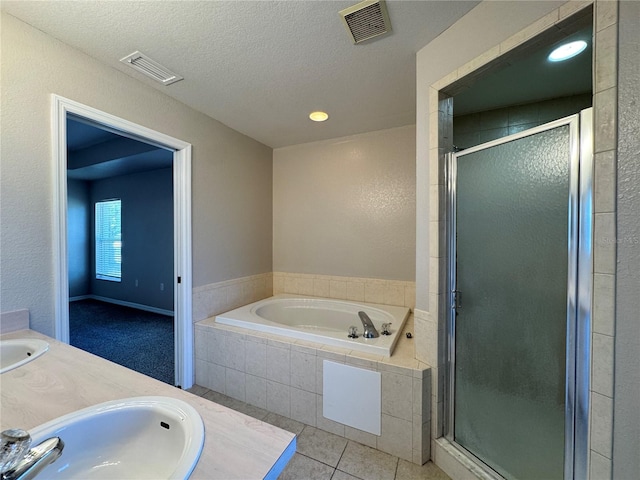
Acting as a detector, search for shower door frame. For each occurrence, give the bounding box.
[445,109,593,480]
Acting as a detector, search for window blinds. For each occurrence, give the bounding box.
[95,199,122,281]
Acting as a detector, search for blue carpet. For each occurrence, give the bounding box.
[69,299,174,385]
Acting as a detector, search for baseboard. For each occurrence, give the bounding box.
[69,295,92,302]
[77,295,174,317]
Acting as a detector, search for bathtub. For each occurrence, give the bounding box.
[215,294,410,356]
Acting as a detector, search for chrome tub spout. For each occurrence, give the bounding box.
[358,311,379,338]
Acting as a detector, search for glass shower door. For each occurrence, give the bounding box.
[448,116,580,480]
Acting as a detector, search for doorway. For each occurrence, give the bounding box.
[446,109,593,478]
[52,95,194,389]
[66,116,175,383]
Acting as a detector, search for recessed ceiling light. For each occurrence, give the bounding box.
[548,40,588,62]
[309,111,329,122]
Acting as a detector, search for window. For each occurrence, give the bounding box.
[95,199,121,281]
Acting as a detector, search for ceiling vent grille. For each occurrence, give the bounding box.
[120,51,183,86]
[339,0,392,44]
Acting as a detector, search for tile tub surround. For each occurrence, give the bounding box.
[192,271,416,387]
[195,313,432,465]
[273,272,416,310]
[192,272,273,323]
[192,272,415,324]
[215,295,410,357]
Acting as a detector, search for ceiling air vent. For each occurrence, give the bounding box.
[339,0,392,44]
[120,51,183,86]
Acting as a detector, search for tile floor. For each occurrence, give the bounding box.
[187,385,450,480]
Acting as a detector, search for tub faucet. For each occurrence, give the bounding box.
[358,311,379,338]
[1,429,64,480]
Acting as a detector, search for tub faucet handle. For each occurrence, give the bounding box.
[381,323,392,336]
[348,326,359,338]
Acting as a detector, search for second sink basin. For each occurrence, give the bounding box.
[29,396,205,479]
[0,338,49,374]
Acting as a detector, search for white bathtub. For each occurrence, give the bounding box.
[215,295,410,356]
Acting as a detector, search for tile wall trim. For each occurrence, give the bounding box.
[589,2,618,478]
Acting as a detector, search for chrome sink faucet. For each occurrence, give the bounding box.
[1,429,64,480]
[358,311,379,338]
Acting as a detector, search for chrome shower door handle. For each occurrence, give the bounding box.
[452,290,462,310]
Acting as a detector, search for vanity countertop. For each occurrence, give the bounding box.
[0,329,295,479]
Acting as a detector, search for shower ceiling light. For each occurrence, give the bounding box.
[309,111,329,122]
[548,40,588,62]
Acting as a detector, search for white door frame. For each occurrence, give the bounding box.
[52,95,194,389]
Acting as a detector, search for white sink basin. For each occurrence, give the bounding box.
[0,338,49,373]
[29,396,204,479]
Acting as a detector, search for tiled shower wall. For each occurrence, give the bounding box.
[417,1,619,479]
[453,93,593,149]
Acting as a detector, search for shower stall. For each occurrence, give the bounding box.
[446,109,593,479]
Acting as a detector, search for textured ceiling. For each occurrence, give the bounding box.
[1,0,480,148]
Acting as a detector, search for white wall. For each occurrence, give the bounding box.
[273,125,416,281]
[0,12,272,335]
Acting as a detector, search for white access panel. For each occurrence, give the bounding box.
[322,360,381,435]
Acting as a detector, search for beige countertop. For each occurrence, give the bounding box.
[0,329,296,479]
